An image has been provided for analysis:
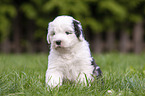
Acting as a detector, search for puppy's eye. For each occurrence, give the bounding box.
[52,32,55,36]
[65,31,72,35]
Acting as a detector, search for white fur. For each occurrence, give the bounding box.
[45,16,94,88]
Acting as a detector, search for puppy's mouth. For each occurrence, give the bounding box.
[54,44,65,49]
[54,45,70,50]
[55,45,62,48]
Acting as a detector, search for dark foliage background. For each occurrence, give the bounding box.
[0,0,145,54]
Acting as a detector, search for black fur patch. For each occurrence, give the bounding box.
[72,20,81,39]
[91,58,102,78]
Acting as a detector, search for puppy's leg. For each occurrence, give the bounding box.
[77,72,93,86]
[45,69,63,88]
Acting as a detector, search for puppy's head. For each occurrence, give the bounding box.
[47,16,84,49]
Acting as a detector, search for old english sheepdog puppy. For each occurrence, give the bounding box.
[45,16,102,88]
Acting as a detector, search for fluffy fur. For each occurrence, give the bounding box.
[45,16,102,88]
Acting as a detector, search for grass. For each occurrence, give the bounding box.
[0,53,145,96]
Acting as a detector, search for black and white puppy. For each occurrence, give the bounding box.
[46,16,102,88]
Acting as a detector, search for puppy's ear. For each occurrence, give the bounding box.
[47,22,51,44]
[73,20,84,41]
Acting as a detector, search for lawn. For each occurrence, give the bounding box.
[0,53,144,96]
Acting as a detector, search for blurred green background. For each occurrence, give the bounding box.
[0,0,145,54]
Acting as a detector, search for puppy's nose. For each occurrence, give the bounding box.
[56,40,61,45]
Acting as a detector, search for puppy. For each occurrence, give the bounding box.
[45,16,102,88]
